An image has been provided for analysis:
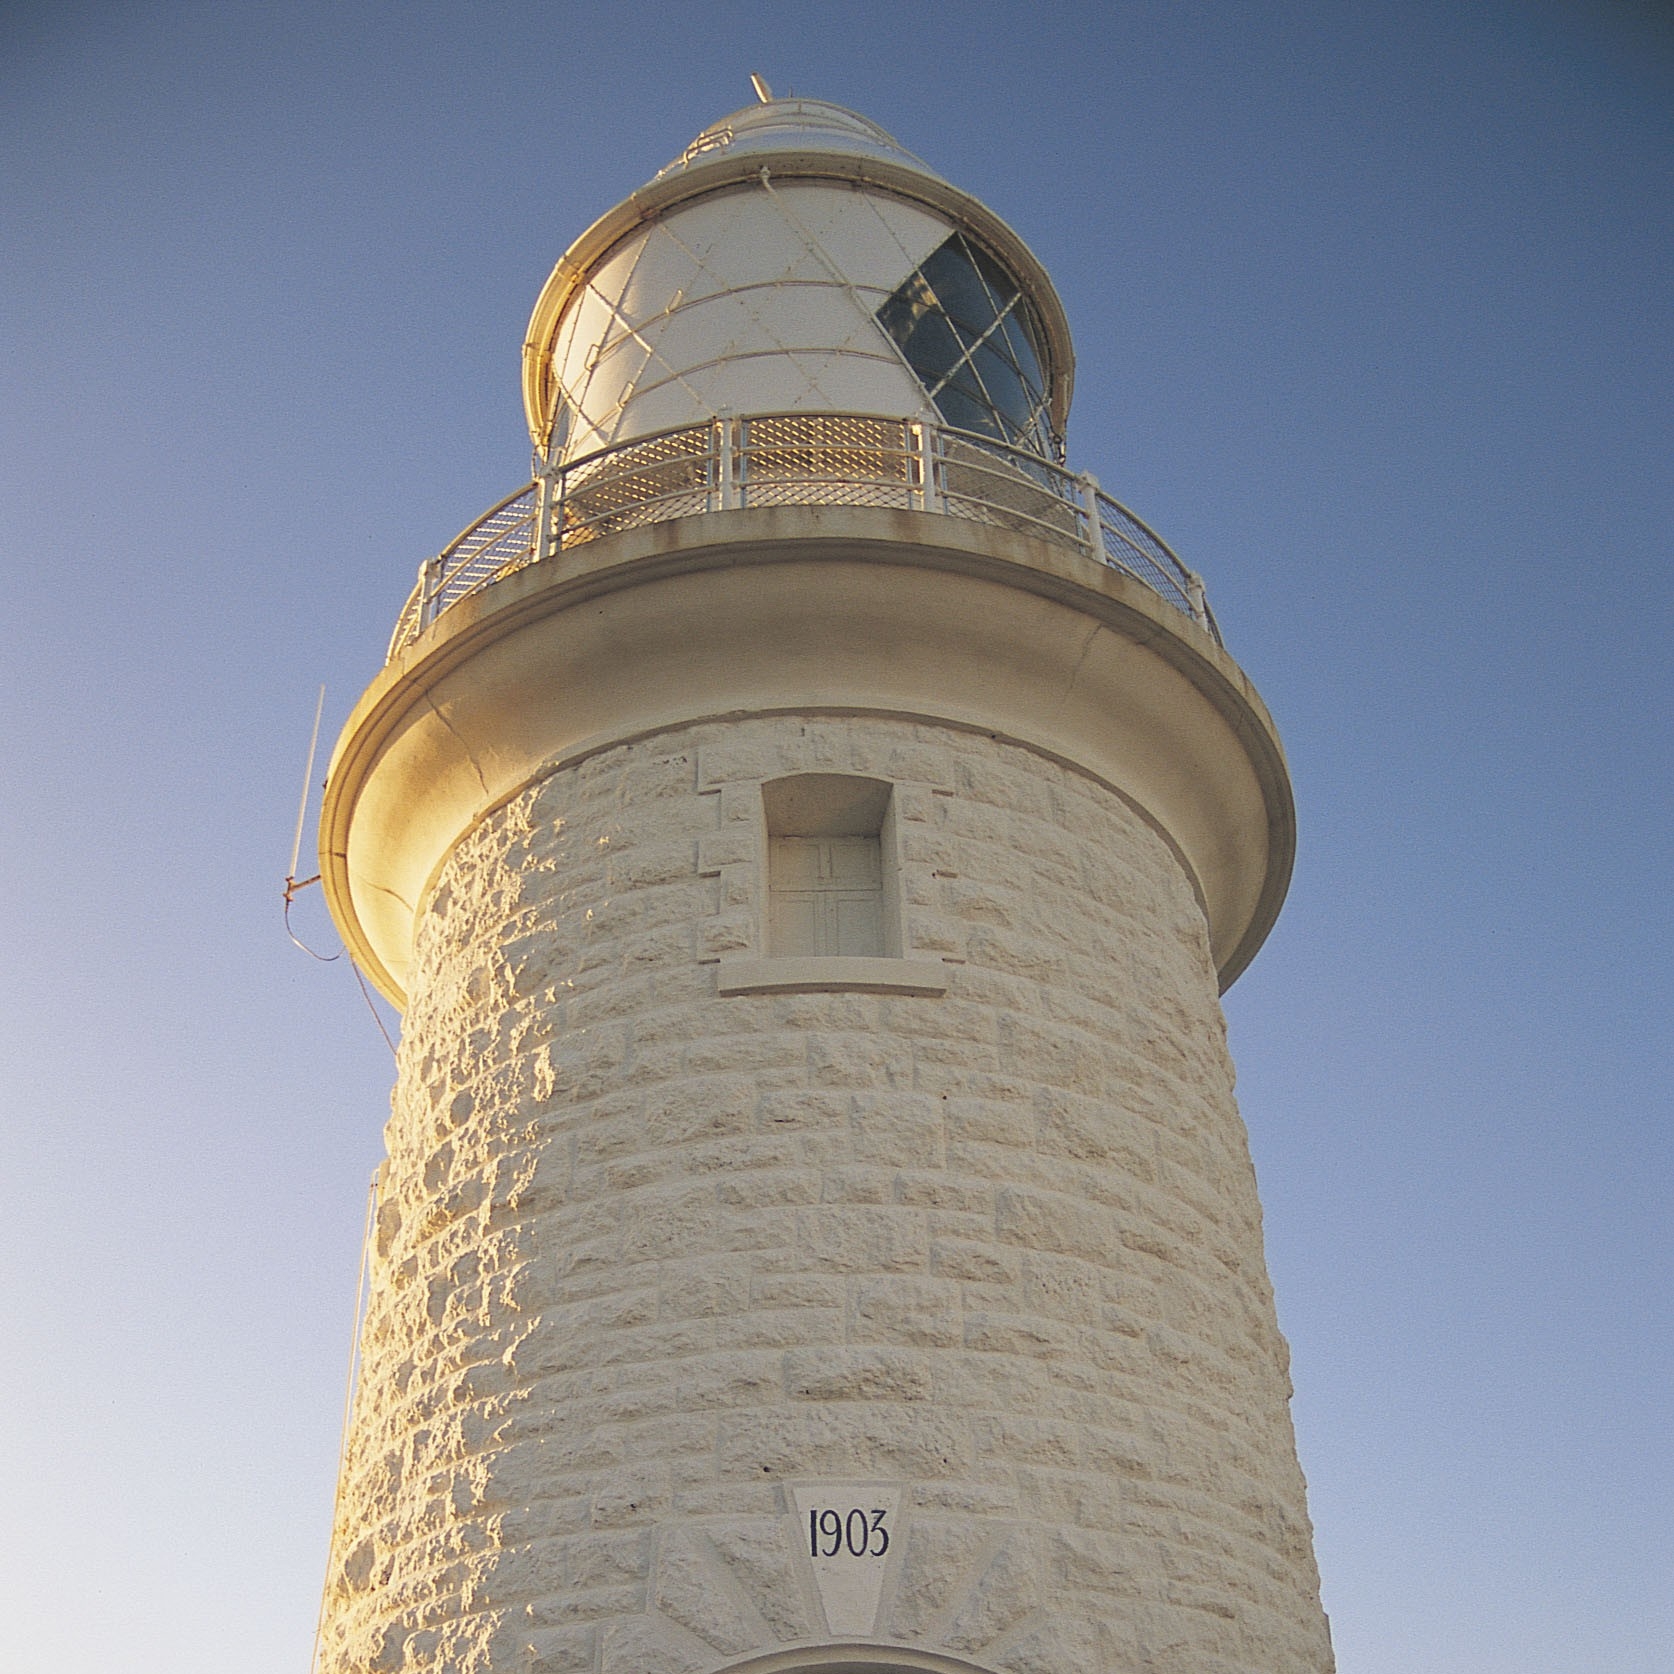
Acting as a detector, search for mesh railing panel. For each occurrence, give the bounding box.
[561,426,715,543]
[740,414,916,511]
[1094,504,1196,618]
[437,497,540,592]
[563,484,714,545]
[744,477,918,511]
[938,434,1083,545]
[388,592,424,660]
[387,413,1219,658]
[742,413,914,483]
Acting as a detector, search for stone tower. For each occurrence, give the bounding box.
[316,93,1331,1674]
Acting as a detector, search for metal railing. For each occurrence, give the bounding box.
[387,412,1218,660]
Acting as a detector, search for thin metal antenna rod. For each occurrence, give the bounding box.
[288,684,327,886]
[284,682,341,960]
[309,1167,381,1674]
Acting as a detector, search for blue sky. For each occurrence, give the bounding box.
[2,3,1669,1670]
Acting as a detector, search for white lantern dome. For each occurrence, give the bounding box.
[522,93,1075,463]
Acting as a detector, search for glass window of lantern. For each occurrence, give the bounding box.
[876,232,1057,459]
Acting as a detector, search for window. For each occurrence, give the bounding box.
[714,773,948,997]
[770,835,883,956]
[876,232,1058,460]
[764,774,896,958]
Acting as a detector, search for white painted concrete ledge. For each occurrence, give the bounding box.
[715,956,949,996]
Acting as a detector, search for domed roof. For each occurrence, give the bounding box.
[656,96,939,179]
[523,93,1076,455]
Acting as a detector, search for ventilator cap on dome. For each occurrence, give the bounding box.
[523,91,1075,463]
[657,94,937,176]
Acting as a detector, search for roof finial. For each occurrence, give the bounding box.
[749,73,773,103]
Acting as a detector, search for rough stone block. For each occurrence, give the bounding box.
[651,1528,765,1654]
[796,1205,929,1272]
[705,1517,815,1640]
[944,1528,1041,1652]
[849,1274,961,1347]
[783,1345,932,1402]
[850,1092,947,1168]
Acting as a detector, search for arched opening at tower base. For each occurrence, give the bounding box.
[713,1645,1008,1674]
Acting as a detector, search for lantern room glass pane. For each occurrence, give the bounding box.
[877,232,1058,460]
[999,308,1047,401]
[903,318,966,394]
[967,237,1023,315]
[933,381,996,438]
[919,238,1008,336]
[972,340,1034,435]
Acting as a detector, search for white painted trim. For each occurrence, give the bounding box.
[716,956,948,996]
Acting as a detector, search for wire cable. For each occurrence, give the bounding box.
[283,888,340,962]
[350,960,399,1059]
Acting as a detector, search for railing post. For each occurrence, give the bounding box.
[714,415,737,511]
[417,555,444,630]
[550,457,566,559]
[533,465,554,565]
[1077,472,1105,565]
[542,451,569,562]
[914,422,944,513]
[1184,569,1209,629]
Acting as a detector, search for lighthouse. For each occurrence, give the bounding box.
[315,90,1331,1674]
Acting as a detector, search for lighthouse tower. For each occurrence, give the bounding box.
[316,93,1331,1674]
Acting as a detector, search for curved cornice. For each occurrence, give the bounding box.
[321,506,1291,1007]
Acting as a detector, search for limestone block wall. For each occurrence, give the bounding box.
[315,713,1332,1674]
